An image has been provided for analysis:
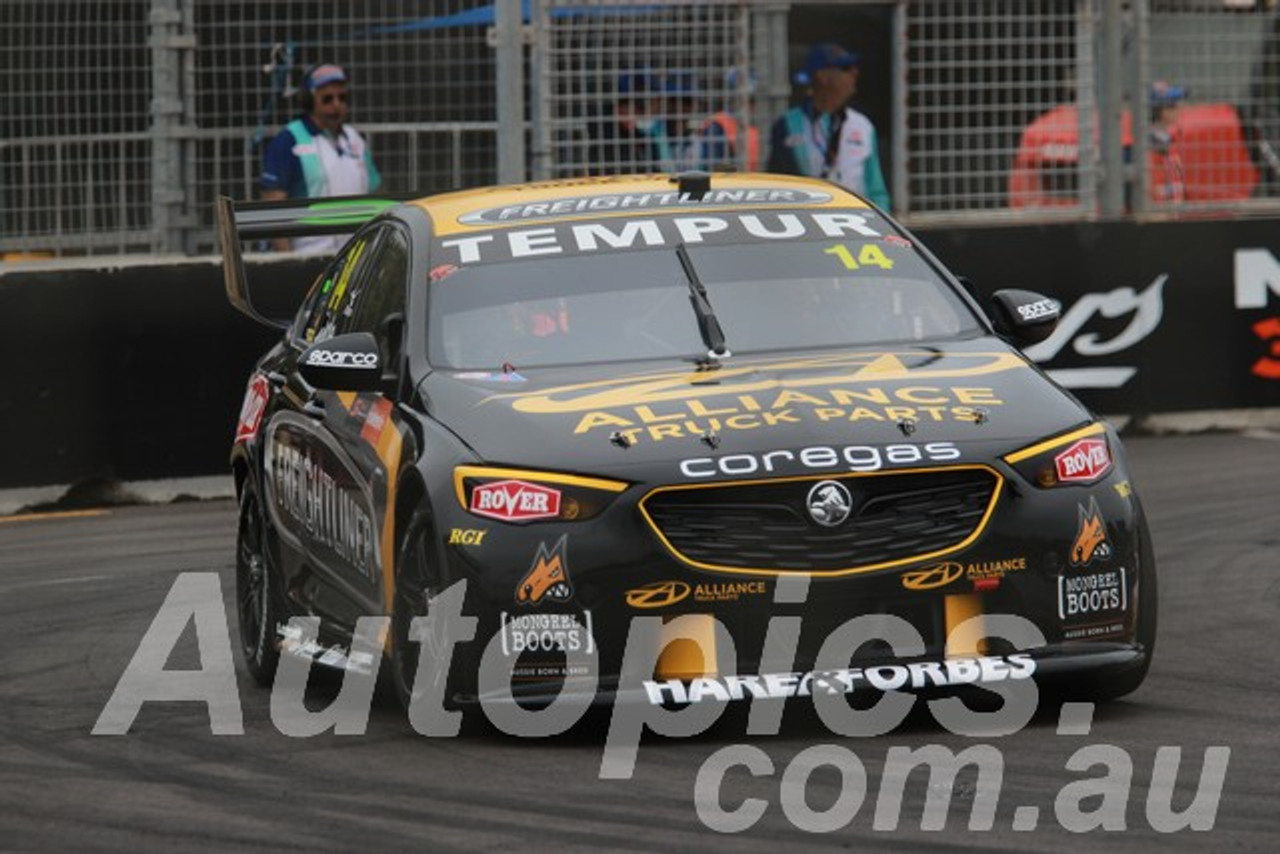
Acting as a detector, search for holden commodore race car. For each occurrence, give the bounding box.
[218,172,1156,721]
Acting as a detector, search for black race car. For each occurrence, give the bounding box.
[219,173,1156,722]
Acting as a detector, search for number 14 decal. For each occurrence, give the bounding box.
[824,243,894,271]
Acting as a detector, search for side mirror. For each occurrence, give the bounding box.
[989,288,1061,346]
[299,332,382,391]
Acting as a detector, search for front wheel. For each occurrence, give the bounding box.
[389,508,480,720]
[390,510,432,710]
[236,482,281,685]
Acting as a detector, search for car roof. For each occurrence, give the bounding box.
[407,172,870,236]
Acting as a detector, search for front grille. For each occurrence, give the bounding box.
[642,467,1001,574]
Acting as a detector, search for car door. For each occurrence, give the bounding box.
[264,224,411,637]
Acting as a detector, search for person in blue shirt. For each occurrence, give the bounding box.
[767,43,890,209]
[653,71,706,172]
[260,63,382,251]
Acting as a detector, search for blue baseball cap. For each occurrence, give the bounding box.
[1150,80,1188,107]
[795,43,860,86]
[306,63,347,91]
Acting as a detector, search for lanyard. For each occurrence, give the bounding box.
[809,110,846,174]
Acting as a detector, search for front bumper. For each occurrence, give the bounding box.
[462,640,1151,710]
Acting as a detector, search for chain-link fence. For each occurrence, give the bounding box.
[904,0,1088,216]
[3,3,154,254]
[186,0,503,255]
[533,0,752,179]
[902,0,1274,221]
[3,0,503,256]
[1143,0,1277,208]
[5,0,1280,259]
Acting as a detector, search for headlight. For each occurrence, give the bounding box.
[453,466,628,523]
[1003,422,1113,488]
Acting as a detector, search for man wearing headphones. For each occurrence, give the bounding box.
[261,63,382,251]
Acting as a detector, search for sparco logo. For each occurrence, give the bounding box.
[1016,298,1059,321]
[470,480,562,522]
[1054,438,1112,483]
[806,480,853,527]
[306,349,378,368]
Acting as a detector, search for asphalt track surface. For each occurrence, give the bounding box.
[2,432,1277,852]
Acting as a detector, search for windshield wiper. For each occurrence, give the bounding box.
[675,242,730,362]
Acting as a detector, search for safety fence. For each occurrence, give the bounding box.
[2,0,503,255]
[5,0,1280,258]
[532,2,751,179]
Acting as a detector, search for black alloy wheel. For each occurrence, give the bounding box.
[391,508,482,729]
[391,510,436,711]
[236,483,281,685]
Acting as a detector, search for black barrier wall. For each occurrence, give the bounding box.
[926,219,1280,416]
[1,257,316,490]
[3,219,1280,490]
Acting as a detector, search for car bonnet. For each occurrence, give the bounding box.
[419,337,1091,482]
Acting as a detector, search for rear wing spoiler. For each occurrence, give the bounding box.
[215,194,402,328]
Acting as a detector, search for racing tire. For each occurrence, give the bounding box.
[390,508,482,731]
[236,481,282,686]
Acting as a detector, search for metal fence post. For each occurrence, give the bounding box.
[759,2,791,164]
[1130,0,1151,216]
[494,0,527,184]
[179,0,199,255]
[529,0,551,182]
[891,0,907,213]
[149,0,185,253]
[1099,0,1126,217]
[1077,0,1100,216]
[734,2,753,172]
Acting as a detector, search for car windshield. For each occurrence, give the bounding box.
[427,222,983,370]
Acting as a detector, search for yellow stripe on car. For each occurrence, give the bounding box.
[1003,421,1106,464]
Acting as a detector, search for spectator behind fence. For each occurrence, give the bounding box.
[655,70,716,172]
[767,43,890,209]
[1010,78,1256,209]
[586,70,663,175]
[700,67,761,171]
[260,62,382,252]
[1148,81,1187,204]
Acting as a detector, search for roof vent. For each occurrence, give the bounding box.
[673,170,711,200]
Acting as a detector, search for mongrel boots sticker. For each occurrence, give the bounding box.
[1061,497,1126,635]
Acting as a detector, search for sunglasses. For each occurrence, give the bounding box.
[318,92,349,105]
